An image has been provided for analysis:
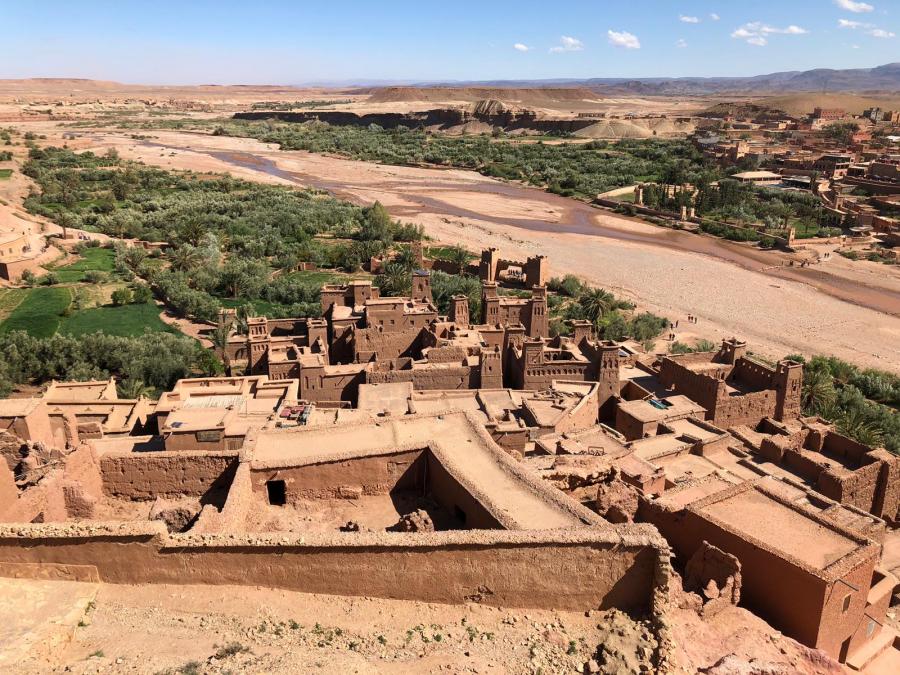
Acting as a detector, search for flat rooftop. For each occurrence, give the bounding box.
[699,488,860,570]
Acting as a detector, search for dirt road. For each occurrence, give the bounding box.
[35,125,900,372]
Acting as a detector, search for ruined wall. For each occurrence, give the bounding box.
[99,452,238,500]
[249,449,425,502]
[0,525,665,614]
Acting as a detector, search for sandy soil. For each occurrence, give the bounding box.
[50,581,651,675]
[27,124,898,373]
[6,577,845,675]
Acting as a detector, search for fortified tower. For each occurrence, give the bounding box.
[774,360,803,421]
[449,294,469,326]
[412,270,433,303]
[596,340,621,423]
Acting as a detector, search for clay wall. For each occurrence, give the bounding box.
[425,453,504,529]
[615,408,654,442]
[0,525,665,614]
[299,366,367,405]
[658,359,723,413]
[816,461,882,516]
[731,358,774,391]
[353,326,423,362]
[519,363,592,391]
[641,501,831,649]
[710,389,777,428]
[367,366,477,391]
[163,430,245,453]
[249,449,426,502]
[99,452,238,500]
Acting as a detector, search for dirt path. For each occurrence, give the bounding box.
[31,125,900,372]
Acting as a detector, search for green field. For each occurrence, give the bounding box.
[51,247,116,283]
[59,302,174,337]
[0,169,12,180]
[0,287,72,337]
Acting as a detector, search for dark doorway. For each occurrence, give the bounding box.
[266,479,287,506]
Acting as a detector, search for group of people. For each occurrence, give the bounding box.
[666,314,699,341]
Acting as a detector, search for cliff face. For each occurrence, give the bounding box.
[232,106,598,135]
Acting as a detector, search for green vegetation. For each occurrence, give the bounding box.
[23,146,422,323]
[0,329,211,397]
[0,287,71,338]
[788,354,899,454]
[0,169,12,180]
[210,119,704,199]
[59,303,174,337]
[639,178,842,241]
[547,274,668,342]
[822,122,860,145]
[51,246,116,283]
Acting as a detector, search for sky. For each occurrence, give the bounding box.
[0,0,898,84]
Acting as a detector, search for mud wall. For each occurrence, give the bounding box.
[425,453,504,529]
[99,452,239,500]
[0,525,665,613]
[249,449,426,502]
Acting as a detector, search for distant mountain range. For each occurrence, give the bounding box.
[364,63,900,96]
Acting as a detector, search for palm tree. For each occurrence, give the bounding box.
[380,261,412,297]
[169,245,202,273]
[392,245,417,271]
[836,407,885,447]
[801,367,836,415]
[117,378,153,400]
[210,324,232,373]
[578,288,616,324]
[445,246,473,276]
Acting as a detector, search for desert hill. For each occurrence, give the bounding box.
[367,86,601,105]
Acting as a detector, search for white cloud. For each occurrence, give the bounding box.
[549,35,584,53]
[834,0,874,13]
[837,19,895,37]
[607,30,641,49]
[679,15,700,24]
[675,38,688,48]
[731,21,808,45]
[710,13,720,21]
[513,43,530,52]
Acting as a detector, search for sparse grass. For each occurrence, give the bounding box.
[0,286,71,337]
[0,288,27,321]
[0,169,12,179]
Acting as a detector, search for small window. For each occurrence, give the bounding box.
[266,480,286,506]
[842,593,852,613]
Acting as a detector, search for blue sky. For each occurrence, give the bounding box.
[1,0,897,84]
